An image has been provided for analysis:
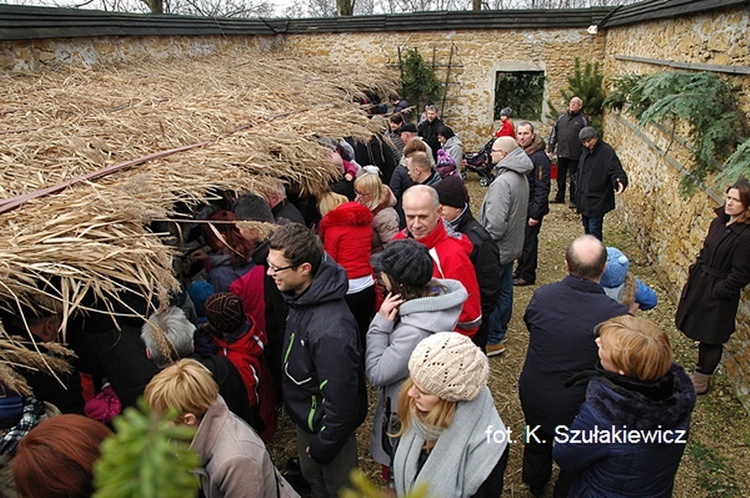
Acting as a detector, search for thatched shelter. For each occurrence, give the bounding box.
[0,46,396,392]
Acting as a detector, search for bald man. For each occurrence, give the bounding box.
[518,235,628,497]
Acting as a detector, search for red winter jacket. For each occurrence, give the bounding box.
[318,202,374,279]
[393,221,481,337]
[229,265,267,342]
[212,320,277,441]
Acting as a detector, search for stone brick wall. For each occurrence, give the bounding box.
[602,7,750,412]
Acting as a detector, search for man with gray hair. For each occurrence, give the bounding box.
[478,136,533,356]
[140,307,259,430]
[575,126,628,241]
[548,97,588,207]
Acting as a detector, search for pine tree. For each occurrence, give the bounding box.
[399,48,444,116]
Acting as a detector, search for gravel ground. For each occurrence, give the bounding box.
[268,174,750,497]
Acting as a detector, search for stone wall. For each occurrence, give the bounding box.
[602,7,750,411]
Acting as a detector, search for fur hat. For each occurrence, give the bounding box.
[499,107,512,118]
[370,239,433,287]
[204,292,245,334]
[433,175,466,209]
[408,332,489,402]
[601,247,629,288]
[397,123,417,134]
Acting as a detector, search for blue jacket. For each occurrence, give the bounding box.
[281,254,367,464]
[553,364,696,497]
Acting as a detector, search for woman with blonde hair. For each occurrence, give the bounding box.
[553,315,696,497]
[392,333,509,497]
[354,173,399,254]
[144,359,299,498]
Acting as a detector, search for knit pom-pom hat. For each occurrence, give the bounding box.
[601,246,629,288]
[408,332,489,402]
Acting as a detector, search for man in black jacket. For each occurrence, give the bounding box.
[417,104,443,162]
[575,126,628,242]
[518,235,628,497]
[268,223,366,498]
[514,122,551,286]
[548,97,588,207]
[434,175,500,352]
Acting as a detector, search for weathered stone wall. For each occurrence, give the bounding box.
[279,29,605,149]
[602,7,750,411]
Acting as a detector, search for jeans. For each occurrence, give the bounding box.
[488,263,513,344]
[581,215,604,241]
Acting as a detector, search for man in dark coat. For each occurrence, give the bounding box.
[514,122,551,286]
[548,97,588,206]
[434,175,500,351]
[268,223,366,498]
[575,126,628,242]
[417,104,443,162]
[518,235,628,497]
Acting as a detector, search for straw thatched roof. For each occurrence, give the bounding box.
[0,46,396,390]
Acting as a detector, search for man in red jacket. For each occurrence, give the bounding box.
[393,185,482,337]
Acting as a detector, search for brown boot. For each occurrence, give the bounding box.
[692,370,710,395]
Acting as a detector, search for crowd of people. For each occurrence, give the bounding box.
[1,95,749,498]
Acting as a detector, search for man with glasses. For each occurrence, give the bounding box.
[575,126,628,242]
[267,223,366,497]
[478,136,533,356]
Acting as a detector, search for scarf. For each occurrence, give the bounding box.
[393,387,505,497]
[0,397,46,456]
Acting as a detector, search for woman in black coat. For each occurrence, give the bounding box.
[675,178,750,394]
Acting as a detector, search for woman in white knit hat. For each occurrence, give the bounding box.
[392,332,509,498]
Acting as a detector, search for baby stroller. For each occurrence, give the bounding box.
[461,138,495,187]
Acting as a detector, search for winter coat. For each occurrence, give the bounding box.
[575,139,628,218]
[212,319,277,441]
[365,279,467,465]
[281,255,367,464]
[393,221,482,337]
[478,147,533,264]
[371,188,400,254]
[523,134,551,221]
[442,135,464,166]
[553,364,696,498]
[548,109,589,160]
[229,264,267,337]
[675,207,750,344]
[451,208,501,321]
[318,201,374,280]
[206,253,253,294]
[519,276,628,432]
[418,118,444,161]
[191,396,300,498]
[494,120,515,139]
[355,134,398,185]
[603,273,658,311]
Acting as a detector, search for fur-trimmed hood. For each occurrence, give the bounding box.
[523,133,546,157]
[318,201,373,231]
[586,363,696,430]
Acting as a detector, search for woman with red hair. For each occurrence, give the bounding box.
[12,414,111,498]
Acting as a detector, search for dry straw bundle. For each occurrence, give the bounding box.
[0,46,396,389]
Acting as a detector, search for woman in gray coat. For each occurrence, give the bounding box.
[365,239,467,473]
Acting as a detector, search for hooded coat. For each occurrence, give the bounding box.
[393,221,482,337]
[553,364,696,497]
[365,279,467,465]
[523,134,551,221]
[675,207,750,344]
[281,255,367,464]
[318,201,374,280]
[478,147,533,264]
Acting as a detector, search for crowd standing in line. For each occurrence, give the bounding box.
[0,94,746,498]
